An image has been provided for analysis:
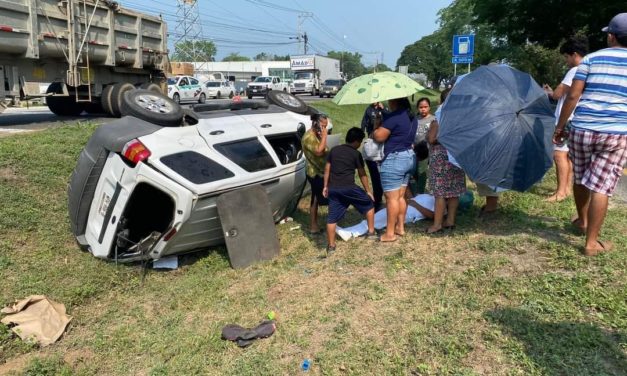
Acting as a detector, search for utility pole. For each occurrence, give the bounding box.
[303,32,308,54]
[174,0,206,71]
[296,12,313,54]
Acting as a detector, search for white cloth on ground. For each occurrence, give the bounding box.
[336,194,435,241]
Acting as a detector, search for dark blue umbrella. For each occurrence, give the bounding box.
[438,65,555,192]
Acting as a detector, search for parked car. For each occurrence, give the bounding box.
[247,76,290,99]
[320,79,346,98]
[167,75,205,104]
[68,90,332,262]
[203,81,235,99]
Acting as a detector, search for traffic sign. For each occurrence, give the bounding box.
[452,35,474,56]
[452,56,474,64]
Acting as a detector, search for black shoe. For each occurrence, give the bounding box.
[364,232,378,240]
[326,245,336,257]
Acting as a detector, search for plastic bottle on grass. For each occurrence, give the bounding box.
[301,359,310,371]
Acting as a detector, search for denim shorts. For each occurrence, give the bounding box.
[380,149,416,192]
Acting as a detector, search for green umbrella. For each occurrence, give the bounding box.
[332,71,425,105]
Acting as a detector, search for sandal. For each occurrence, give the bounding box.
[377,235,398,243]
[425,227,444,235]
[583,240,613,257]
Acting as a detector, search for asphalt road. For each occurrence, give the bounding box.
[0,94,328,136]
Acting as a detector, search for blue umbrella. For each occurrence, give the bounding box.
[438,65,555,192]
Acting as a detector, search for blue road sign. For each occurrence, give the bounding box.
[452,35,474,56]
[452,56,474,64]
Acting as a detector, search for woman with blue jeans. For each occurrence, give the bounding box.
[373,98,417,242]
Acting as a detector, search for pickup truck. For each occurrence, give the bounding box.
[247,76,289,99]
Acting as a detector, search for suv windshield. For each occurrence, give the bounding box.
[294,72,313,80]
[254,77,272,83]
[324,80,341,86]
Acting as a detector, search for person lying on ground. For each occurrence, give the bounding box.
[335,193,436,241]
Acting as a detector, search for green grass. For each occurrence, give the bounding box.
[0,103,625,375]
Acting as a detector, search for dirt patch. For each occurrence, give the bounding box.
[63,348,94,368]
[0,167,22,184]
[0,353,36,375]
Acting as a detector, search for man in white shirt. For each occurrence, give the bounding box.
[336,194,435,240]
[543,36,589,202]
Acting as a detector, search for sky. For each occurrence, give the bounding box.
[121,0,454,67]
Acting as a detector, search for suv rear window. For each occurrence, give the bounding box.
[161,151,234,184]
[215,138,276,172]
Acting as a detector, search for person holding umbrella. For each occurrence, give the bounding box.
[360,102,386,210]
[553,13,627,256]
[373,97,417,241]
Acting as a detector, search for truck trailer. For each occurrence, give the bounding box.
[289,54,340,96]
[0,0,169,116]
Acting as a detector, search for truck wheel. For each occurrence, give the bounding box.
[173,93,180,104]
[216,91,221,99]
[84,101,105,114]
[101,85,115,116]
[121,89,184,127]
[247,94,253,99]
[139,82,162,93]
[110,82,135,117]
[46,82,85,116]
[266,91,308,114]
[198,93,206,104]
[229,91,234,99]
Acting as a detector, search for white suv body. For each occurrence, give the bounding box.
[68,95,332,262]
[247,76,289,98]
[203,81,235,99]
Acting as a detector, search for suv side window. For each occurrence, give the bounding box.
[190,78,199,85]
[214,138,276,172]
[179,78,189,86]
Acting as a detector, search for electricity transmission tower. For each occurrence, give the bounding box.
[174,0,207,68]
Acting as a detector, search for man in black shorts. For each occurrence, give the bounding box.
[323,127,376,256]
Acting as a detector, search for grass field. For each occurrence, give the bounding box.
[0,102,625,375]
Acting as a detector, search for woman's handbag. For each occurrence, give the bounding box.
[362,138,384,162]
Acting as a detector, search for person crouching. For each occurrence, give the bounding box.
[323,127,376,256]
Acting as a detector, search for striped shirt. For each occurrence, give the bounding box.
[571,47,627,134]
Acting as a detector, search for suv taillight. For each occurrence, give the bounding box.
[122,139,151,165]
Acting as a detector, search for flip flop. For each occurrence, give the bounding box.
[425,227,444,235]
[583,240,613,257]
[377,235,398,243]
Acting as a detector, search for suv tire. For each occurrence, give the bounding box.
[121,89,184,127]
[110,82,135,117]
[266,91,308,114]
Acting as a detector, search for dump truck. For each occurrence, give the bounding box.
[0,0,169,116]
[289,54,340,96]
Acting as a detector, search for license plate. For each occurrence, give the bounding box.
[253,89,258,92]
[98,192,111,217]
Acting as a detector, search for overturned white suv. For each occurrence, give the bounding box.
[68,91,330,262]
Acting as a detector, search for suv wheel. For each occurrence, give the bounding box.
[266,91,308,114]
[121,89,184,127]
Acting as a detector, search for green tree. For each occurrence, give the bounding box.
[222,53,251,62]
[367,63,392,73]
[171,40,216,62]
[254,53,291,61]
[471,0,622,51]
[327,51,365,80]
[397,31,452,88]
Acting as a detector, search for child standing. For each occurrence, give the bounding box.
[323,127,376,256]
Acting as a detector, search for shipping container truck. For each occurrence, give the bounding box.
[289,54,340,96]
[0,0,169,116]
